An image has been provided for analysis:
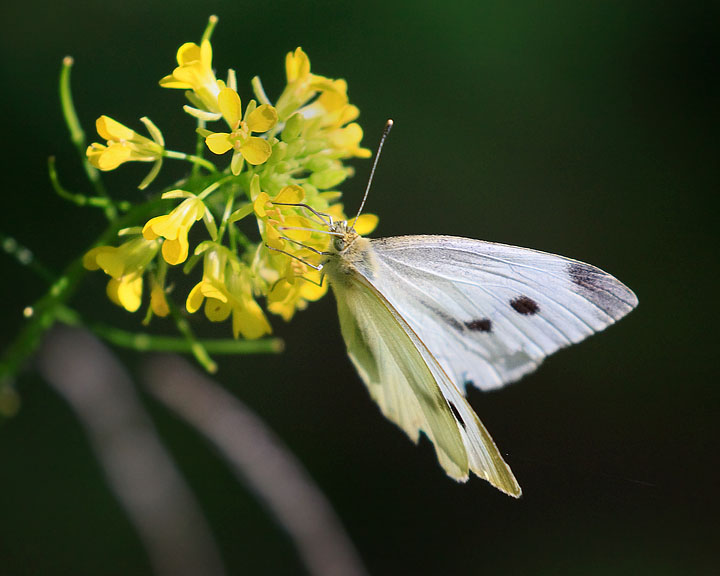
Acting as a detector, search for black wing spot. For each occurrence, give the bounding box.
[448,402,467,429]
[465,318,492,333]
[510,295,540,315]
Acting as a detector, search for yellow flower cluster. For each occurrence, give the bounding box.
[83,17,376,340]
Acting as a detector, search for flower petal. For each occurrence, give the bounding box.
[161,236,188,265]
[205,133,234,155]
[253,192,270,218]
[205,297,232,322]
[232,299,271,339]
[218,88,242,126]
[240,137,272,165]
[247,105,278,133]
[97,145,132,170]
[286,47,310,83]
[150,284,170,317]
[159,74,190,89]
[186,282,205,314]
[142,215,165,240]
[176,42,201,65]
[96,116,135,141]
[200,39,213,67]
[83,246,113,270]
[107,276,143,313]
[274,185,305,204]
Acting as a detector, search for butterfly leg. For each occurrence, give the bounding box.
[271,202,334,226]
[265,244,325,271]
[278,236,332,256]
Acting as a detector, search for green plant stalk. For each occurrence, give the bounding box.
[164,149,217,173]
[60,56,116,221]
[48,156,132,212]
[0,200,166,388]
[93,324,284,355]
[167,299,218,373]
[54,306,283,355]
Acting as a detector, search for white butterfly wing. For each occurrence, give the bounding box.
[330,268,522,496]
[357,235,638,391]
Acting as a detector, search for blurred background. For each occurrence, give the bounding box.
[1,0,718,574]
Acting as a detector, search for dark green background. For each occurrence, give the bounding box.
[1,1,718,574]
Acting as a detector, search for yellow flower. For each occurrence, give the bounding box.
[204,88,277,175]
[275,47,341,121]
[150,281,170,318]
[298,79,357,126]
[186,244,271,339]
[86,116,165,189]
[142,194,209,265]
[107,276,143,312]
[324,122,371,159]
[253,185,317,250]
[160,39,224,118]
[267,263,327,321]
[83,236,160,313]
[225,266,272,340]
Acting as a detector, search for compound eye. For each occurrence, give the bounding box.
[333,236,345,251]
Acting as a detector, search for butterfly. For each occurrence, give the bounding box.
[275,122,637,497]
[320,222,637,497]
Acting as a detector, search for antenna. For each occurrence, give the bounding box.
[350,119,393,231]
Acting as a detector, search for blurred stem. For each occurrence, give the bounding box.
[60,56,116,220]
[1,232,56,284]
[145,356,370,576]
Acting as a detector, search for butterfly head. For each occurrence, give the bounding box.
[327,220,362,255]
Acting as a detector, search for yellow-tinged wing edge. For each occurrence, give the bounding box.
[331,271,522,497]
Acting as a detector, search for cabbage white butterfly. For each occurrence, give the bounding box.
[278,121,638,497]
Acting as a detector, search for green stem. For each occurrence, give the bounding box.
[164,149,217,173]
[100,328,283,355]
[48,157,131,212]
[0,199,167,390]
[56,306,283,355]
[216,186,237,242]
[192,119,207,179]
[167,300,217,374]
[60,56,116,221]
[251,76,273,107]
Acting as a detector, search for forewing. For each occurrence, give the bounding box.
[363,235,638,391]
[331,272,521,496]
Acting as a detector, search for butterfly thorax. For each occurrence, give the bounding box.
[323,221,374,281]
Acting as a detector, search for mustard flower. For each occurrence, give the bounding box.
[187,244,271,339]
[275,47,340,121]
[267,262,327,321]
[83,236,160,312]
[159,39,226,119]
[204,88,278,175]
[86,116,165,189]
[252,184,325,252]
[142,192,214,265]
[149,280,170,318]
